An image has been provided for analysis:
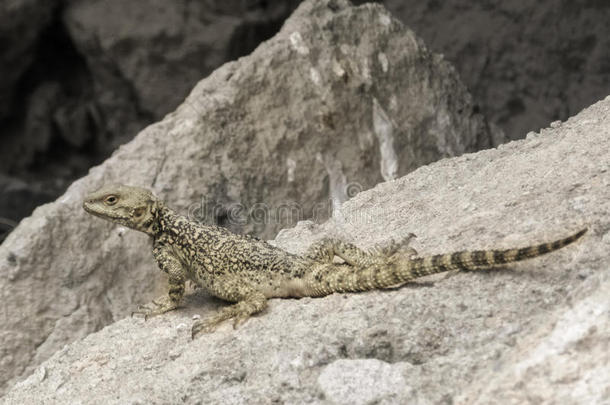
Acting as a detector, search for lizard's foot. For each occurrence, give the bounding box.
[371,233,418,258]
[191,310,233,337]
[131,295,179,320]
[303,238,335,263]
[191,294,267,339]
[400,246,419,259]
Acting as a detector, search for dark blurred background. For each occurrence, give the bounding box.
[1,0,609,242]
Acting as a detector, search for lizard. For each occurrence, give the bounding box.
[82,184,587,338]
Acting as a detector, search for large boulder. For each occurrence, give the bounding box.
[3,94,608,404]
[0,0,494,394]
[61,0,303,148]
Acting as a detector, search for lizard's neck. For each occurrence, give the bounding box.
[154,203,192,239]
[153,202,219,249]
[144,201,174,238]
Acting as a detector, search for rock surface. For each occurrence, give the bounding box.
[0,0,492,394]
[3,94,609,405]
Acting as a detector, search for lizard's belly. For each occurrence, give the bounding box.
[185,256,300,300]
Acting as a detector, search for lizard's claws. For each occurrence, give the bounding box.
[191,320,218,339]
[191,308,245,339]
[232,316,248,330]
[131,297,179,320]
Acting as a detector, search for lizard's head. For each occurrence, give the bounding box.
[83,184,162,234]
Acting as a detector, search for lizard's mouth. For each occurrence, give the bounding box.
[82,201,129,222]
[82,201,102,217]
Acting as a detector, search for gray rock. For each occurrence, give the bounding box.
[457,280,610,404]
[0,0,492,394]
[317,359,412,404]
[374,0,610,141]
[64,0,288,117]
[61,0,303,148]
[3,93,609,405]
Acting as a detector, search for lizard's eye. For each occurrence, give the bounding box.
[104,195,118,206]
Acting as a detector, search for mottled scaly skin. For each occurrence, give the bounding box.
[83,184,586,338]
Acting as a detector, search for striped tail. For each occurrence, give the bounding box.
[303,228,586,297]
[406,228,587,279]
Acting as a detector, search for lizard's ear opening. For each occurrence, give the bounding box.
[134,207,146,218]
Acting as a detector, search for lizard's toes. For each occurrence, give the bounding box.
[131,308,154,321]
[131,299,179,320]
[131,306,150,319]
[191,320,218,339]
[400,247,419,258]
[131,302,156,317]
[232,316,248,330]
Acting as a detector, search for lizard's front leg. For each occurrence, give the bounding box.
[132,244,186,319]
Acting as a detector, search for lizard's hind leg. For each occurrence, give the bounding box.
[304,238,336,263]
[192,291,267,338]
[369,233,418,259]
[305,234,418,266]
[304,238,375,266]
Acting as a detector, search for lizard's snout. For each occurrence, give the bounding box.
[82,200,93,212]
